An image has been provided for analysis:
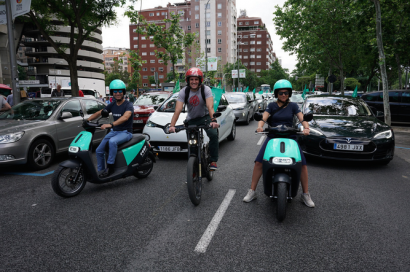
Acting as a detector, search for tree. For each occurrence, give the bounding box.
[125,10,196,82]
[28,0,128,97]
[258,60,290,89]
[223,61,247,89]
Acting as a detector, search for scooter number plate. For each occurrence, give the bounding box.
[334,144,363,151]
[159,146,181,152]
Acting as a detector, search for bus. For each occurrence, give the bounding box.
[261,84,271,93]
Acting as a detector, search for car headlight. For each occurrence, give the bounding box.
[0,131,25,143]
[309,128,324,136]
[373,130,392,139]
[145,120,158,127]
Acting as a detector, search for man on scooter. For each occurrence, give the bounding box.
[168,67,220,170]
[86,79,134,178]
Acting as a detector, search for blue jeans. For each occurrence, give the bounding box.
[96,130,132,171]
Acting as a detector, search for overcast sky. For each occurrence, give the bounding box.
[101,0,297,73]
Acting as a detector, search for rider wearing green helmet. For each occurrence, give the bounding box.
[243,79,315,207]
[87,79,134,178]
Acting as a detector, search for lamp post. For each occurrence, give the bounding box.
[237,41,244,92]
[204,0,211,84]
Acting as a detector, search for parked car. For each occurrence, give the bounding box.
[142,92,236,153]
[296,95,395,165]
[225,92,255,125]
[361,90,410,124]
[254,92,268,111]
[0,97,111,170]
[291,93,305,109]
[132,92,171,132]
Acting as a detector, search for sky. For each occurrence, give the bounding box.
[101,0,297,73]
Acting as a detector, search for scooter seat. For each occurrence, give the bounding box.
[117,134,146,151]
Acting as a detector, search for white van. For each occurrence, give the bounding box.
[50,87,98,99]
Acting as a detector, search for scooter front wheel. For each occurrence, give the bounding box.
[187,156,201,205]
[51,166,86,197]
[276,182,287,222]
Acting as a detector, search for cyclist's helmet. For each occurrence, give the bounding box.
[185,67,204,84]
[273,79,293,98]
[109,79,126,96]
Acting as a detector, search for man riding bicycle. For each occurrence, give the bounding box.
[87,79,134,178]
[169,67,220,170]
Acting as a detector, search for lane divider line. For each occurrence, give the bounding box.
[194,189,236,253]
[396,146,410,150]
[257,135,266,146]
[2,171,55,177]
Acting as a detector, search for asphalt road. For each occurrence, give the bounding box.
[1,123,410,271]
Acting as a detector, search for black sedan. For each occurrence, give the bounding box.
[296,95,394,165]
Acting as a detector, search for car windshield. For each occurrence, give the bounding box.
[157,93,179,112]
[261,86,271,93]
[254,93,263,99]
[291,94,304,103]
[226,94,246,103]
[0,100,62,120]
[304,97,371,116]
[134,93,169,106]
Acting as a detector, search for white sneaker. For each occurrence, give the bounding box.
[243,189,257,203]
[301,192,315,208]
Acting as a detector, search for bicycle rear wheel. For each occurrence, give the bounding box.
[187,156,201,205]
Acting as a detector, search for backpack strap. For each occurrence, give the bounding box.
[201,85,206,102]
[184,85,207,111]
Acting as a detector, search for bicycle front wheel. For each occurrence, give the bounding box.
[187,156,201,205]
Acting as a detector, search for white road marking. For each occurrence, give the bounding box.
[194,189,236,253]
[257,135,266,145]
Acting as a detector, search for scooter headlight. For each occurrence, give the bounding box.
[69,146,80,153]
[188,139,197,145]
[272,157,293,165]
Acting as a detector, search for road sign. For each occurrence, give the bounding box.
[239,69,246,78]
[232,70,238,79]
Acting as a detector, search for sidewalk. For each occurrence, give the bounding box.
[392,126,410,133]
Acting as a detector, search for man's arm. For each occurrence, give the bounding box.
[87,109,102,121]
[0,101,11,111]
[170,101,184,127]
[206,97,219,128]
[100,110,132,130]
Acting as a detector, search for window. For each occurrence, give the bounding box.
[217,3,222,9]
[254,21,259,24]
[188,58,192,63]
[257,34,262,38]
[207,48,211,53]
[389,91,400,102]
[244,63,248,66]
[217,56,222,61]
[257,48,262,52]
[159,75,164,79]
[143,83,148,87]
[159,67,164,72]
[143,76,148,79]
[245,22,249,25]
[150,44,155,47]
[143,67,147,71]
[133,45,138,48]
[243,42,248,45]
[218,13,222,18]
[218,30,222,35]
[243,49,248,52]
[266,62,270,66]
[149,13,154,16]
[256,62,261,65]
[205,3,210,9]
[257,69,261,72]
[141,36,146,40]
[218,48,222,52]
[133,37,138,40]
[195,5,199,11]
[61,100,81,117]
[257,41,262,45]
[188,26,191,30]
[239,22,243,25]
[218,39,222,44]
[238,35,242,38]
[206,30,211,36]
[250,34,255,38]
[178,10,184,15]
[195,23,199,28]
[250,55,255,58]
[243,56,248,59]
[150,52,155,55]
[239,55,242,59]
[250,62,255,65]
[256,55,261,58]
[84,100,101,115]
[250,48,255,52]
[250,41,255,45]
[239,49,242,52]
[162,12,167,15]
[206,39,211,44]
[157,12,160,16]
[150,60,155,63]
[217,21,222,27]
[244,35,248,38]
[133,29,137,33]
[206,12,210,18]
[149,36,154,40]
[195,14,199,19]
[142,52,147,56]
[206,21,211,27]
[150,67,155,71]
[141,44,146,48]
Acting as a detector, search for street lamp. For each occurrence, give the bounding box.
[237,41,244,91]
[204,0,211,84]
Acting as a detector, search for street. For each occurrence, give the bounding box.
[1,124,410,271]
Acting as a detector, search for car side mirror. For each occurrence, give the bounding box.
[376,111,384,118]
[254,112,263,121]
[79,110,84,118]
[213,112,222,118]
[101,109,109,118]
[217,105,227,112]
[60,112,73,119]
[303,112,313,122]
[153,105,159,110]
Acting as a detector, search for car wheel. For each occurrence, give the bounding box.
[227,122,236,141]
[27,139,55,170]
[245,113,250,125]
[250,111,254,121]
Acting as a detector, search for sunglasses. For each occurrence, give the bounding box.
[113,90,123,94]
[278,91,289,96]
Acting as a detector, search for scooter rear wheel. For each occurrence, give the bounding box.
[187,156,201,205]
[134,156,154,179]
[276,182,287,222]
[51,166,86,197]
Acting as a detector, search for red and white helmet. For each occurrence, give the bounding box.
[185,67,204,84]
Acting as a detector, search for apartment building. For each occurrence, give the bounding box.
[237,10,276,73]
[129,0,237,88]
[103,47,131,74]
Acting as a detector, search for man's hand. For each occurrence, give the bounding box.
[210,122,219,129]
[100,124,112,130]
[169,126,176,133]
[256,127,264,133]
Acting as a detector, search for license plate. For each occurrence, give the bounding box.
[133,120,143,123]
[334,144,364,151]
[159,146,181,152]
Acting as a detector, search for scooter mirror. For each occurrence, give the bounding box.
[101,109,109,118]
[303,112,313,122]
[213,112,222,118]
[254,112,263,121]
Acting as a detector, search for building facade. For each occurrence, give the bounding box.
[129,0,237,88]
[237,10,276,74]
[103,47,131,74]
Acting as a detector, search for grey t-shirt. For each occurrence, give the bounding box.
[0,95,8,110]
[177,86,213,121]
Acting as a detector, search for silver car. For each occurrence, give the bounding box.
[0,97,111,170]
[225,92,255,125]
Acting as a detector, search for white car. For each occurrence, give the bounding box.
[143,92,236,153]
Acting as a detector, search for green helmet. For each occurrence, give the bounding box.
[273,79,293,98]
[109,79,126,95]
